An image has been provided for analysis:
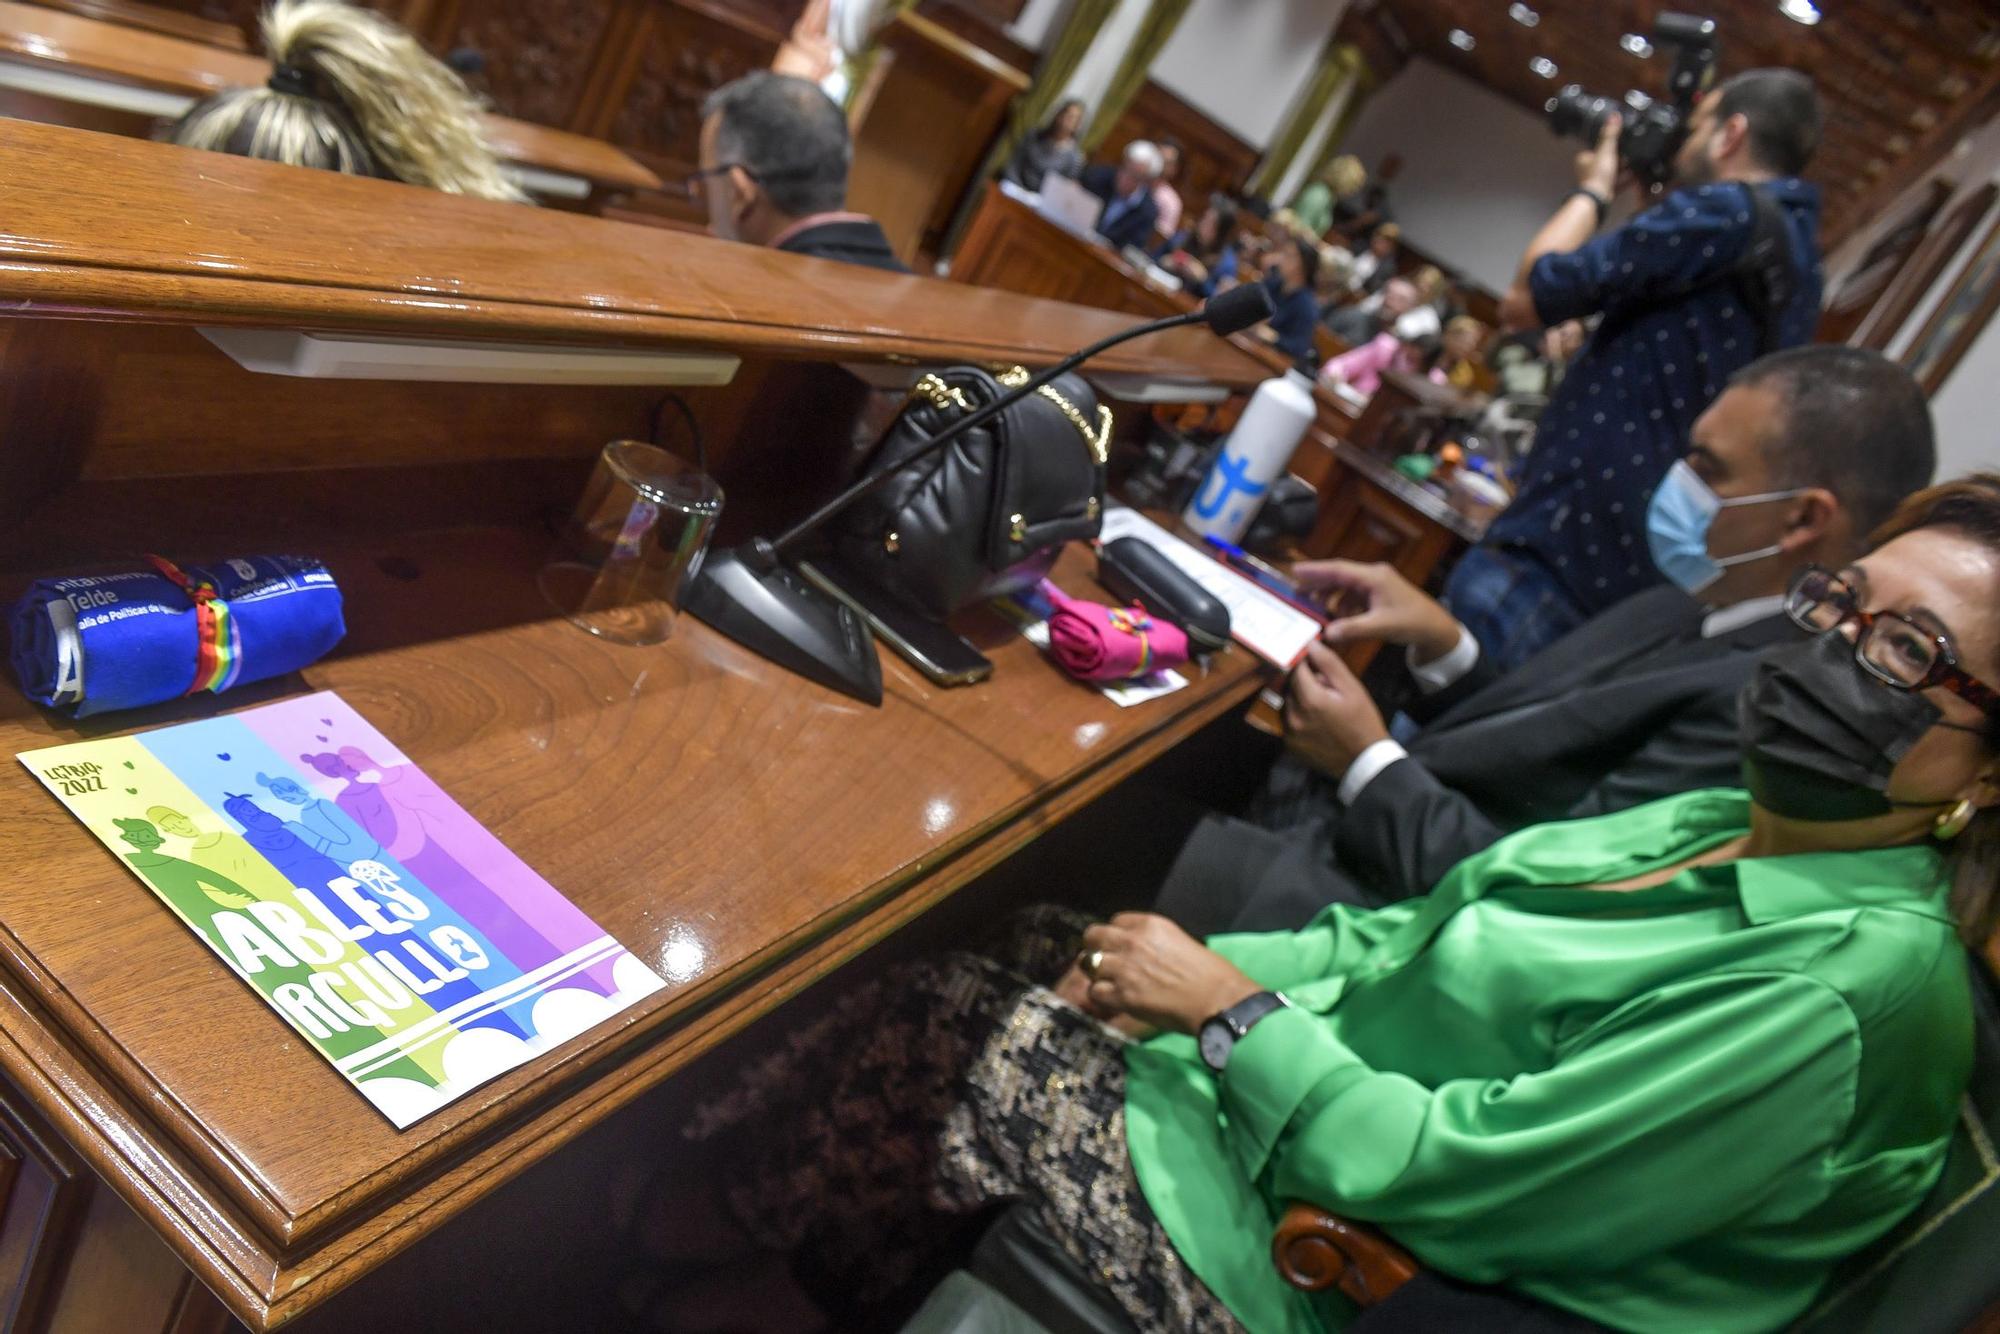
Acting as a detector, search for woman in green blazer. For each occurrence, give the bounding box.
[648,475,2000,1334]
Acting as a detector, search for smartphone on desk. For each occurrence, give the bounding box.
[797,557,994,687]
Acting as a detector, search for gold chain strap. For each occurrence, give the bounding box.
[910,368,1111,464]
[1034,386,1113,465]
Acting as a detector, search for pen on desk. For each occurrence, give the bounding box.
[1201,536,1326,619]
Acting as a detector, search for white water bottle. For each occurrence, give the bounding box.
[1181,368,1316,543]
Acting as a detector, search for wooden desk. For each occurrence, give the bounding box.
[0,1,662,205]
[0,117,1273,1330]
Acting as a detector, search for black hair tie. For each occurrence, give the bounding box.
[267,63,313,97]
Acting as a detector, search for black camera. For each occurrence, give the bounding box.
[1547,13,1720,188]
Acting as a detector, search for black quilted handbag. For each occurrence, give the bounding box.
[834,366,1110,619]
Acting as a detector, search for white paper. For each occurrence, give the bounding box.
[1099,508,1322,669]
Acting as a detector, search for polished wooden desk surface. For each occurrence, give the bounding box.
[0,1,663,194]
[0,119,1270,389]
[0,532,1263,1326]
[28,0,246,49]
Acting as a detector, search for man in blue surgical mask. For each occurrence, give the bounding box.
[1155,345,1940,935]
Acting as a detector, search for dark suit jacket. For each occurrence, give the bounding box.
[1156,585,1802,936]
[1079,164,1160,250]
[775,217,911,273]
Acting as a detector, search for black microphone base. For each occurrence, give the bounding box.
[681,545,884,705]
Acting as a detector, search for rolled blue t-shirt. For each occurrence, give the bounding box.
[10,555,344,717]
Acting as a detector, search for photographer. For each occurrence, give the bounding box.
[1448,69,1823,671]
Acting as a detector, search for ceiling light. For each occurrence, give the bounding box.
[1529,56,1558,79]
[1620,33,1654,57]
[1448,28,1476,50]
[1778,0,1822,24]
[1509,3,1540,27]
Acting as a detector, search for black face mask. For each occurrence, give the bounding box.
[1738,632,1944,822]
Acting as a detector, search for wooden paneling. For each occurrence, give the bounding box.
[848,12,1027,264]
[1098,78,1259,218]
[1376,0,2000,247]
[0,1081,88,1333]
[426,0,618,129]
[918,0,1034,73]
[607,1,787,179]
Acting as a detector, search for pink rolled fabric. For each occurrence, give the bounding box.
[1042,581,1190,682]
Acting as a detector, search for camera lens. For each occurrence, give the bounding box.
[1547,85,1617,144]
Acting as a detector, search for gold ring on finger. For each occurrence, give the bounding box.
[1080,949,1105,979]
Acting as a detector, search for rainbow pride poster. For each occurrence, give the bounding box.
[19,691,664,1129]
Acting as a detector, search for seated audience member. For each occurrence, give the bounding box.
[1438,315,1489,392]
[165,0,526,202]
[1002,97,1086,193]
[1332,151,1400,241]
[1288,153,1366,238]
[1319,327,1440,399]
[651,465,1995,1334]
[1321,274,1417,345]
[1391,264,1448,339]
[1223,197,1276,282]
[1258,235,1321,364]
[1152,194,1238,297]
[1152,137,1185,238]
[694,72,909,272]
[1163,345,1936,936]
[1310,245,1352,326]
[1488,328,1556,399]
[1081,141,1164,250]
[1345,222,1399,295]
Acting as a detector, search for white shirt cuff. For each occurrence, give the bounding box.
[1407,623,1479,694]
[1338,739,1410,805]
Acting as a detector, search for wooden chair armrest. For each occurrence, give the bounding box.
[1272,1202,1422,1307]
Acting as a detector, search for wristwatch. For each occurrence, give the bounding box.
[1198,991,1291,1073]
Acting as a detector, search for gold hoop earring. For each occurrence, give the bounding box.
[1934,798,1976,841]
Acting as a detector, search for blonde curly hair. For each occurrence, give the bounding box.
[167,0,526,203]
[1323,154,1367,198]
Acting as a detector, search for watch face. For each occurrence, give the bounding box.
[1199,1019,1233,1072]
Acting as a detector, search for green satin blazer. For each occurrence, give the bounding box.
[1124,789,1971,1334]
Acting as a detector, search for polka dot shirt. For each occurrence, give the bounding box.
[1484,179,1824,615]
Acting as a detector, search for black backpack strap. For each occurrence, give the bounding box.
[1732,183,1799,355]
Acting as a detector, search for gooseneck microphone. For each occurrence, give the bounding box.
[682,284,1277,704]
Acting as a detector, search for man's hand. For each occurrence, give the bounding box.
[1285,641,1390,780]
[1078,913,1259,1035]
[1575,113,1622,200]
[1292,559,1462,661]
[1544,319,1586,363]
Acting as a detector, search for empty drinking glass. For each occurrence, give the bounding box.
[539,440,722,646]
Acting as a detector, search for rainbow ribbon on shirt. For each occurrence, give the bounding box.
[145,554,242,695]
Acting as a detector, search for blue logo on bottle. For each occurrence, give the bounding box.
[1190,450,1269,522]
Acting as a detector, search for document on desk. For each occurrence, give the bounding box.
[1098,508,1322,669]
[19,691,665,1129]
